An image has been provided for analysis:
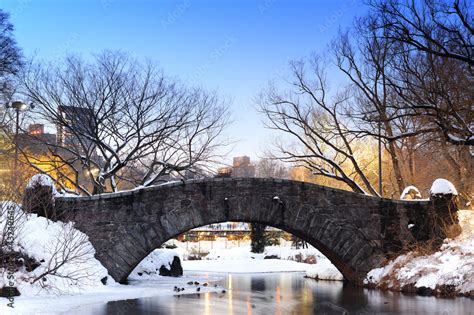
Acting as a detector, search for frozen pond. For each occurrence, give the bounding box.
[73,272,472,314]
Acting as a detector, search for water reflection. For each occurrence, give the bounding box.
[76,272,472,315]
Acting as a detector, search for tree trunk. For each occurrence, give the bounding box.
[250,223,267,253]
[382,117,406,195]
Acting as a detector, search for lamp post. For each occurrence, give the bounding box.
[4,101,34,179]
[378,121,383,198]
[2,101,34,302]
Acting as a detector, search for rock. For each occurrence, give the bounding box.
[187,254,202,261]
[159,256,183,277]
[263,255,279,260]
[0,286,20,297]
[23,181,56,219]
[304,256,317,264]
[417,286,433,296]
[436,284,457,297]
[197,287,201,292]
[401,283,417,294]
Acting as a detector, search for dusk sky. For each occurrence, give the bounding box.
[3,0,367,161]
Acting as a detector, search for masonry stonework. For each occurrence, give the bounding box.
[51,178,457,285]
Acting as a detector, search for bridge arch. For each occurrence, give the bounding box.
[54,178,432,285]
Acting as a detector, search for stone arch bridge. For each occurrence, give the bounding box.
[50,178,456,285]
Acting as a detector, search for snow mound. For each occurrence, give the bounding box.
[0,202,114,297]
[430,178,458,196]
[305,259,344,281]
[400,186,422,200]
[364,210,474,295]
[129,249,183,280]
[26,174,58,195]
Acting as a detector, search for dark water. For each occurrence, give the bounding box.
[79,272,472,315]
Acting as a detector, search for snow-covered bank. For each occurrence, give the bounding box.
[364,210,474,297]
[183,259,311,273]
[0,275,221,315]
[179,244,344,281]
[306,259,344,281]
[0,202,111,297]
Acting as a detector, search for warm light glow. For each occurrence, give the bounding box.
[275,286,282,315]
[228,281,233,315]
[204,292,211,315]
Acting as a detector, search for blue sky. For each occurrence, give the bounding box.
[2,0,367,161]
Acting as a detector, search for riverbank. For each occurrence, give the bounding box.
[0,275,222,315]
[364,210,474,298]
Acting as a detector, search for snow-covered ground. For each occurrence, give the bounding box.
[183,259,311,273]
[0,275,220,315]
[178,244,344,280]
[365,209,474,296]
[0,202,111,297]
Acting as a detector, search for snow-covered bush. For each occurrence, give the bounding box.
[430,178,458,196]
[400,186,422,200]
[26,174,58,196]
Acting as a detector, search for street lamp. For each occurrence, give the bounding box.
[4,101,35,178]
[378,121,382,198]
[2,101,34,301]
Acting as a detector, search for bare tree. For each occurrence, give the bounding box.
[255,157,289,179]
[0,9,23,195]
[333,19,410,195]
[369,0,473,67]
[258,57,380,196]
[367,0,473,146]
[0,9,22,103]
[18,52,229,195]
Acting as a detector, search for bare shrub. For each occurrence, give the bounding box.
[29,224,96,293]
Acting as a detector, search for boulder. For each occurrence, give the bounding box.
[159,256,183,277]
[416,286,433,296]
[0,286,20,297]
